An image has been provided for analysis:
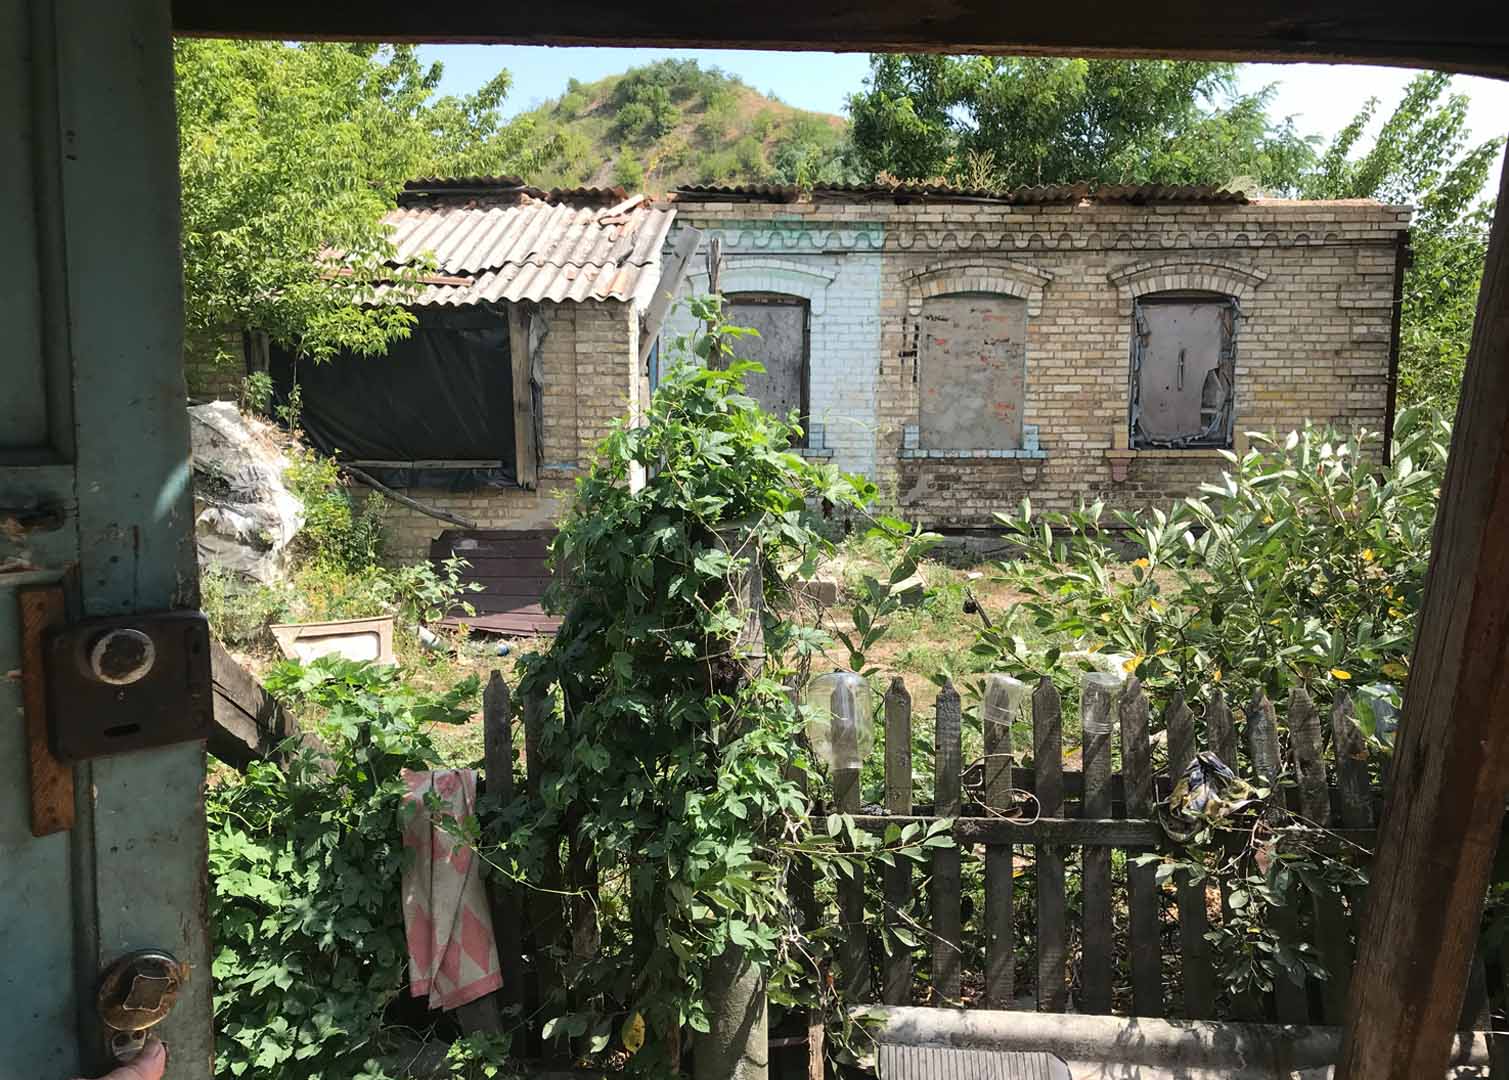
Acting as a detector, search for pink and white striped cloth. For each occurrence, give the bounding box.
[399,769,502,1011]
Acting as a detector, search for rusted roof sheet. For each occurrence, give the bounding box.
[375,194,676,307]
[673,183,802,202]
[401,177,629,204]
[672,181,1247,206]
[1093,183,1248,204]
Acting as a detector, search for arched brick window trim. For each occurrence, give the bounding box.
[684,258,836,315]
[1107,258,1268,316]
[903,259,1053,316]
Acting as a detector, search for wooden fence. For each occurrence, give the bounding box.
[828,673,1392,1025]
[482,669,1504,1044]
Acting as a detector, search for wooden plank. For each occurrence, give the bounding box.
[981,675,1017,1008]
[1331,694,1373,830]
[207,636,299,767]
[482,671,524,1013]
[1207,688,1237,765]
[1207,687,1260,1021]
[1340,160,1509,1077]
[1291,687,1350,1024]
[508,304,538,489]
[638,225,702,358]
[169,2,1509,81]
[1079,675,1114,1014]
[930,680,963,1004]
[1033,677,1069,1012]
[881,676,914,1006]
[1166,692,1214,1019]
[345,465,479,529]
[852,815,1378,848]
[19,586,72,836]
[834,678,872,1002]
[1119,679,1161,1017]
[1248,688,1310,1024]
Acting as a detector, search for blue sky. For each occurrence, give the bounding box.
[417,44,1508,186]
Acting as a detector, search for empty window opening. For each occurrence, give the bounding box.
[725,293,810,446]
[918,293,1028,450]
[1131,292,1238,449]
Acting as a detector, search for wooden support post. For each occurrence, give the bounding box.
[508,304,539,490]
[1339,152,1509,1079]
[834,679,873,1002]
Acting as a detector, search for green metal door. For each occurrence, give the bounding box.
[1,1,213,1075]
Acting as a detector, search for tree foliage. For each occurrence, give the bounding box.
[846,56,1316,191]
[175,41,561,361]
[1301,72,1503,409]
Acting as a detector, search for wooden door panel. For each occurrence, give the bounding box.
[919,293,1028,451]
[0,2,212,1075]
[726,295,809,440]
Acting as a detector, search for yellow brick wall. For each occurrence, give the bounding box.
[184,330,246,402]
[673,196,1409,528]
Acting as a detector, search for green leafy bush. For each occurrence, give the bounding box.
[983,406,1448,713]
[209,657,478,1079]
[284,449,387,571]
[493,299,938,1070]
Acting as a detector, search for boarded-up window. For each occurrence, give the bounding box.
[919,293,1028,450]
[725,293,809,443]
[1131,294,1238,449]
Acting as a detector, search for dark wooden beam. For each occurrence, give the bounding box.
[1337,149,1509,1079]
[171,0,1509,78]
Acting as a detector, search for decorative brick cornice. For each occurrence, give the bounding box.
[1107,257,1269,315]
[685,222,884,251]
[903,258,1054,316]
[685,257,838,314]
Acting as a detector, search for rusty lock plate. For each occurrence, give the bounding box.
[45,611,213,760]
[98,950,190,1063]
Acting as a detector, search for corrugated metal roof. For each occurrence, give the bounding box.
[672,181,1247,206]
[1092,183,1248,204]
[400,177,629,206]
[374,195,676,307]
[672,183,802,202]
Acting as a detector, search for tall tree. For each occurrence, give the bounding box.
[176,41,559,362]
[846,56,1315,192]
[1302,72,1502,408]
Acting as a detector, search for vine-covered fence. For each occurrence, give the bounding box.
[481,669,1502,1040]
[831,673,1384,1025]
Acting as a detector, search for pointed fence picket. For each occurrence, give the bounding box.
[838,673,1392,1024]
[488,670,1417,1037]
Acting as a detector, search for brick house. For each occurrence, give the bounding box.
[186,179,676,568]
[663,184,1411,529]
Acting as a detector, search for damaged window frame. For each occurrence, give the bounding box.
[1129,291,1239,450]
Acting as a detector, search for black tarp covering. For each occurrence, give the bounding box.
[269,307,516,490]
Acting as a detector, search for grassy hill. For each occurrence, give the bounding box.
[515,59,857,193]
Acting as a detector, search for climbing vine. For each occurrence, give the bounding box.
[486,299,936,1071]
